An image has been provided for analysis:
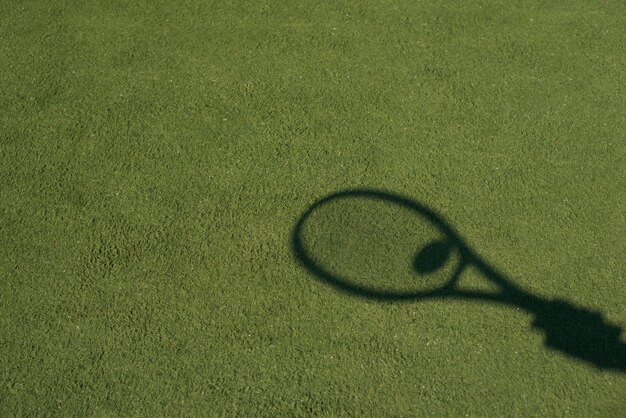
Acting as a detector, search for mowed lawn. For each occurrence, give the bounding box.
[1,0,625,415]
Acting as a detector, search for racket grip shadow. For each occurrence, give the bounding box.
[531,299,626,372]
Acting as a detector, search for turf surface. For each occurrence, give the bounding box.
[1,0,625,415]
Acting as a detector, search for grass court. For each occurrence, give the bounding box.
[1,0,625,415]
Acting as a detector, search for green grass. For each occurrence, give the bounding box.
[1,0,625,415]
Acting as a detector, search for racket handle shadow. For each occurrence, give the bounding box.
[530,299,626,372]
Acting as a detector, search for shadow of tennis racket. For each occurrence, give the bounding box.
[291,189,626,372]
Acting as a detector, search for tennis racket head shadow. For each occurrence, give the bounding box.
[291,189,474,301]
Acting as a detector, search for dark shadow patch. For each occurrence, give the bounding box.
[291,188,626,372]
